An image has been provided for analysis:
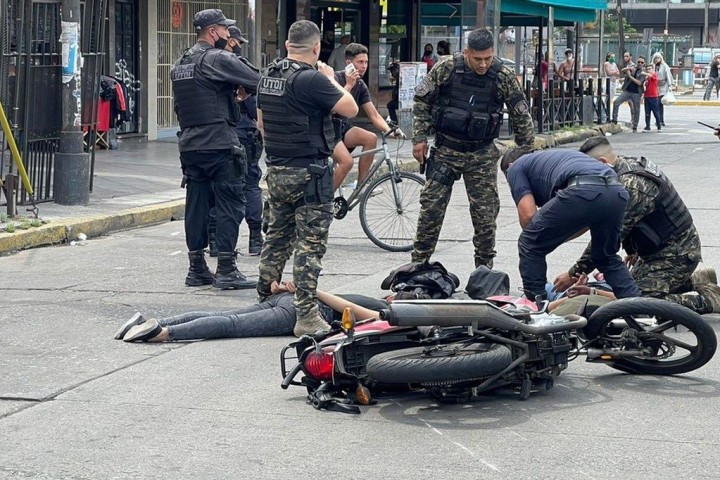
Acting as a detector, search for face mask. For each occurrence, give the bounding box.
[232,45,242,55]
[425,50,432,55]
[609,58,615,64]
[214,36,228,50]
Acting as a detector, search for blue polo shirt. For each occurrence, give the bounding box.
[506,149,616,207]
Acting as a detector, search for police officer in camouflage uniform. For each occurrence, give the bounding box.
[554,136,720,314]
[256,20,358,337]
[411,28,534,269]
[171,9,260,290]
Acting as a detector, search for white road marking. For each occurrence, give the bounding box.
[169,250,182,256]
[170,231,181,236]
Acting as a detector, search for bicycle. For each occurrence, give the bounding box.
[332,125,425,252]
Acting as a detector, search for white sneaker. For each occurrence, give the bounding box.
[369,186,384,197]
[343,180,358,190]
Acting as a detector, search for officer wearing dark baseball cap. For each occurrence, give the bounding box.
[228,26,248,44]
[193,8,236,30]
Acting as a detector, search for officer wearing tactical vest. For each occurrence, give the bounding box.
[411,28,534,270]
[171,9,260,290]
[553,136,720,314]
[256,20,357,337]
[207,26,264,258]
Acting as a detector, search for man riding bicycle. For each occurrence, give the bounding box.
[332,42,401,190]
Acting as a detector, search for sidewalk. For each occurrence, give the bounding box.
[0,121,624,255]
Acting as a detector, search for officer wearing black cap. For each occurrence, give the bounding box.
[228,26,264,256]
[171,8,260,290]
[553,136,720,314]
[207,26,264,258]
[500,147,641,303]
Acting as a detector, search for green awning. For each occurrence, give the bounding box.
[501,0,604,24]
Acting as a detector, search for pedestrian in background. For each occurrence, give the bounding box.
[411,28,534,269]
[603,52,620,100]
[170,8,259,290]
[640,63,662,132]
[611,51,642,132]
[421,43,438,70]
[652,52,673,126]
[328,34,351,72]
[436,40,451,57]
[703,53,720,101]
[256,20,357,337]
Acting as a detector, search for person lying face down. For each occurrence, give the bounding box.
[115,280,386,343]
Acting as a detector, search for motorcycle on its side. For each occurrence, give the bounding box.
[280,297,717,414]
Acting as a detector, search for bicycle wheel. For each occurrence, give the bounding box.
[359,172,424,252]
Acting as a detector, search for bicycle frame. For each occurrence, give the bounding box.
[340,137,396,211]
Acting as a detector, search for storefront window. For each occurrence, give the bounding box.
[379,0,411,88]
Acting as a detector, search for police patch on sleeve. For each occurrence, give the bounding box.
[414,75,434,98]
[258,76,286,96]
[509,93,529,115]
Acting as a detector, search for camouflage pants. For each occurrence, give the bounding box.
[257,166,334,321]
[632,235,708,313]
[412,142,501,267]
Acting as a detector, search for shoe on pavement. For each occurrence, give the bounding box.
[123,318,162,342]
[293,315,331,338]
[695,283,720,314]
[114,312,146,340]
[632,128,638,133]
[643,126,651,131]
[692,267,718,287]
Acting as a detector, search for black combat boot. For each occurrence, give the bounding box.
[208,231,218,258]
[185,250,214,287]
[248,228,263,256]
[213,252,257,290]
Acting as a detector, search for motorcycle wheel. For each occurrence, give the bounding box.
[365,343,512,385]
[582,297,717,375]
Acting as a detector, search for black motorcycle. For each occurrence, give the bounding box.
[281,297,717,414]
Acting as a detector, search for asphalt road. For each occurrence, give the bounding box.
[1,106,719,479]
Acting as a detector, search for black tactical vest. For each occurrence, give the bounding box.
[617,156,693,256]
[433,54,504,141]
[171,46,238,128]
[258,60,336,160]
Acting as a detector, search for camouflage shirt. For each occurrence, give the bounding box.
[573,155,699,274]
[411,55,534,149]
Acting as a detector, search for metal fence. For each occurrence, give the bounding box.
[0,0,107,208]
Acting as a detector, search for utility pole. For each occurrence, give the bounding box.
[54,0,90,205]
[617,0,625,60]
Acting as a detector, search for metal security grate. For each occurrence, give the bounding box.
[156,1,253,129]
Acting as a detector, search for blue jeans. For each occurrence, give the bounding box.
[162,293,296,340]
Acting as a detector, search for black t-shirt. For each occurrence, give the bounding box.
[258,67,344,166]
[625,67,643,94]
[334,71,371,108]
[506,150,616,207]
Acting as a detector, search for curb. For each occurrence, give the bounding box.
[0,200,185,256]
[673,101,720,107]
[0,124,616,256]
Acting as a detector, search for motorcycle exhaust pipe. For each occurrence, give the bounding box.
[380,300,586,334]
